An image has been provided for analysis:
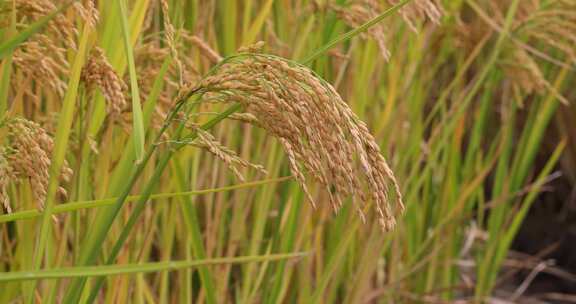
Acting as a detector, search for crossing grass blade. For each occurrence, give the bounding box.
[118,0,145,163]
[0,176,292,223]
[0,252,308,282]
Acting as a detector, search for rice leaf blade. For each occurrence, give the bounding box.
[0,253,308,282]
[118,0,145,162]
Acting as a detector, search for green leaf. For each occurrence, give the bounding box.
[118,0,145,162]
[242,0,275,45]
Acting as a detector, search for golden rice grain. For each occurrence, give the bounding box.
[81,47,128,120]
[389,0,443,31]
[160,0,184,86]
[469,0,574,103]
[13,36,69,98]
[190,127,267,182]
[132,42,201,131]
[74,0,99,29]
[8,0,97,100]
[186,34,223,64]
[12,0,78,48]
[197,54,404,230]
[330,1,391,60]
[0,151,16,213]
[0,118,73,212]
[503,49,547,96]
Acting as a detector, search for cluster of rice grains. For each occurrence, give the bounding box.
[455,0,576,105]
[0,118,72,212]
[81,47,127,120]
[391,0,443,29]
[330,0,391,60]
[196,54,404,230]
[7,0,98,102]
[501,0,574,103]
[189,127,268,182]
[328,0,443,61]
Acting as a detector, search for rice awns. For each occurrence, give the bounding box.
[197,54,404,231]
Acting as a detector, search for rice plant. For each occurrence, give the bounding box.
[0,0,574,303]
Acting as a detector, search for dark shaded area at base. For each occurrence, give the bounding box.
[512,164,576,302]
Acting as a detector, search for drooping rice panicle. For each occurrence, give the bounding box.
[197,54,404,230]
[330,1,391,60]
[0,118,73,211]
[82,47,128,120]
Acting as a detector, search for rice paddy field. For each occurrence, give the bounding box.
[1,0,576,303]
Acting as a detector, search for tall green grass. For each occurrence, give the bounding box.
[0,0,573,303]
